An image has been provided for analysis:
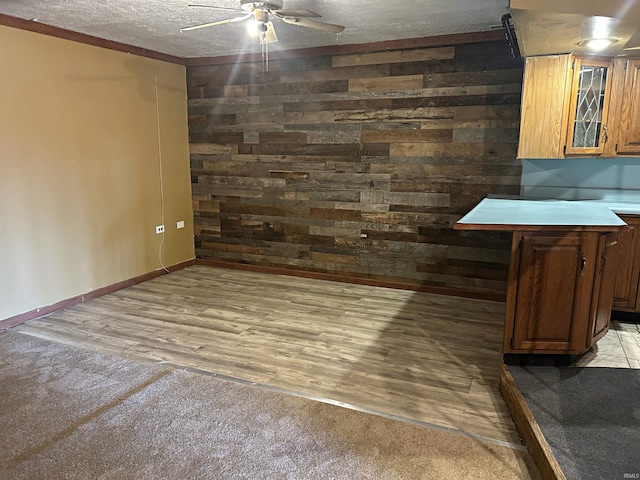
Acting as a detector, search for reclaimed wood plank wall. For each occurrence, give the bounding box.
[187,39,523,297]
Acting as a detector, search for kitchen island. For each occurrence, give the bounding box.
[455,197,627,361]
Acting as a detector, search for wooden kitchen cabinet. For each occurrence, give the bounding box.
[612,215,640,312]
[517,55,572,159]
[502,231,618,354]
[517,54,640,159]
[456,198,626,358]
[615,59,640,155]
[564,57,612,156]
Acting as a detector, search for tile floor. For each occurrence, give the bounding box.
[576,320,640,368]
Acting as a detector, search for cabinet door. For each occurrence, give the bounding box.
[517,55,572,159]
[589,233,619,345]
[612,215,640,310]
[510,233,597,353]
[616,60,640,154]
[565,58,613,156]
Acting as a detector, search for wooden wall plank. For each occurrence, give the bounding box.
[333,46,455,68]
[349,74,424,92]
[361,129,453,143]
[187,39,523,297]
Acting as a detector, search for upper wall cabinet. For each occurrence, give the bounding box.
[564,58,612,156]
[518,55,571,159]
[614,59,640,155]
[518,55,640,159]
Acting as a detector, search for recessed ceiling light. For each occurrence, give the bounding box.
[576,38,619,51]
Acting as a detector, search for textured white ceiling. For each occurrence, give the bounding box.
[0,0,510,58]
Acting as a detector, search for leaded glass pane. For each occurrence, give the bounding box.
[572,65,608,149]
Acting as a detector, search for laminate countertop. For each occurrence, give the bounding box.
[454,197,629,232]
[579,201,640,215]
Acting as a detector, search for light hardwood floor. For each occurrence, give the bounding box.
[14,265,521,446]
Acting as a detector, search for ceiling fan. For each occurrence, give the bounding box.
[181,0,345,44]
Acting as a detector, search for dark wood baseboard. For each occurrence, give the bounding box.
[195,258,506,302]
[499,365,566,480]
[0,259,196,330]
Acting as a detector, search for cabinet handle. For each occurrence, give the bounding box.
[580,254,587,276]
[602,124,608,143]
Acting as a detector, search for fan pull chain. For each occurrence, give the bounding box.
[260,33,269,72]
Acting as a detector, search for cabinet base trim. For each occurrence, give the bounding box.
[611,310,640,321]
[503,353,583,367]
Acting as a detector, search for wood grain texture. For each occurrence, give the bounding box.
[502,231,618,356]
[197,258,507,301]
[499,365,566,480]
[511,234,596,353]
[517,55,571,159]
[612,215,640,311]
[188,40,523,298]
[616,59,640,154]
[15,265,522,445]
[334,47,455,68]
[603,58,628,158]
[588,233,619,345]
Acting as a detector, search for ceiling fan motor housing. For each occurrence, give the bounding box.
[241,0,284,12]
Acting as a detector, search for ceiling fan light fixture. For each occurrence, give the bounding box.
[576,37,619,51]
[260,21,278,44]
[182,1,344,38]
[246,19,260,36]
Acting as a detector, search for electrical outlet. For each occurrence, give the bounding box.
[176,220,185,229]
[155,225,165,234]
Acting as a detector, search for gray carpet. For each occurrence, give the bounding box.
[0,331,539,479]
[509,366,640,480]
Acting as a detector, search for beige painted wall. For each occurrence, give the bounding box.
[0,25,194,321]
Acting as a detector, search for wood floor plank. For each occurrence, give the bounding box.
[14,265,521,445]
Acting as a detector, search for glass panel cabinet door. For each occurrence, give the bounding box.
[565,58,613,156]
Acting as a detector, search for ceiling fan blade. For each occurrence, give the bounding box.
[273,9,321,18]
[281,17,345,33]
[180,12,252,32]
[188,4,243,11]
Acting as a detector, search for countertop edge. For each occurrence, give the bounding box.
[453,223,627,232]
[455,198,630,231]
